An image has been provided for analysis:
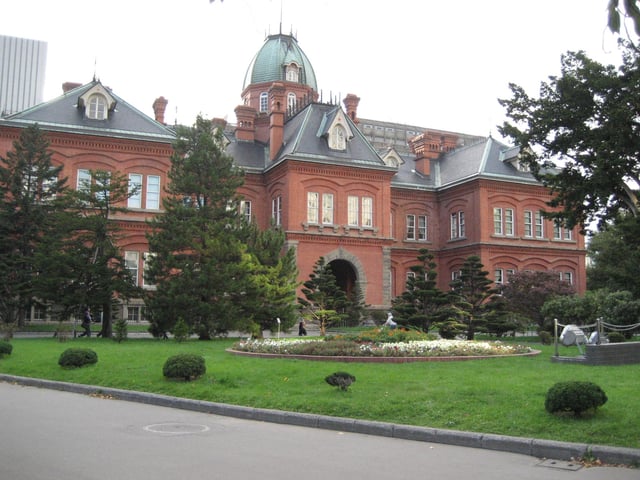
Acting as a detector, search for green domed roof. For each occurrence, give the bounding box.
[243,33,317,91]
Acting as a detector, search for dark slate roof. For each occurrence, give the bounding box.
[243,33,318,91]
[0,80,175,143]
[271,103,393,171]
[226,137,268,172]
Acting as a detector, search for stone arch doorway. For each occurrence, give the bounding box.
[324,248,367,302]
[329,259,357,298]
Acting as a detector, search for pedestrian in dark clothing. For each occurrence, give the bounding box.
[78,308,92,337]
[298,320,307,336]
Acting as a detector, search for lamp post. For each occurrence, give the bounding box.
[276,317,281,339]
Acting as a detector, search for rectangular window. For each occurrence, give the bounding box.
[561,272,573,284]
[127,306,141,322]
[450,213,457,239]
[307,192,319,224]
[362,196,373,227]
[506,268,516,281]
[95,172,111,201]
[124,251,139,286]
[494,269,504,284]
[524,210,533,237]
[77,169,91,192]
[505,208,514,236]
[534,211,544,238]
[451,211,465,239]
[493,208,503,235]
[418,215,427,241]
[271,196,282,226]
[240,200,252,223]
[322,193,334,224]
[554,221,573,240]
[146,175,160,210]
[143,252,155,288]
[128,173,142,208]
[348,195,359,226]
[406,215,416,240]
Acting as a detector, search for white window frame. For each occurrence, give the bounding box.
[271,195,282,226]
[77,169,91,193]
[494,269,504,284]
[287,92,296,112]
[146,175,160,210]
[362,196,373,227]
[307,192,319,224]
[88,94,107,120]
[505,208,514,236]
[348,195,359,226]
[534,211,544,238]
[450,211,465,239]
[524,210,533,237]
[240,200,252,223]
[493,207,503,235]
[322,193,334,225]
[125,251,139,286]
[259,92,268,112]
[143,252,155,288]
[417,215,427,241]
[406,214,416,240]
[128,173,142,208]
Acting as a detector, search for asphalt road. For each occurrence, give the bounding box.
[0,382,637,480]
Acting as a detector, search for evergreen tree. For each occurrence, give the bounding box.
[449,255,502,340]
[391,248,447,332]
[298,257,348,335]
[63,169,142,337]
[0,125,70,325]
[145,116,251,338]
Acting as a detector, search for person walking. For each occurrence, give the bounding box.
[78,307,92,337]
[298,320,307,336]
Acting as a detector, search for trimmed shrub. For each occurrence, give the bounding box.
[607,332,626,343]
[171,318,189,343]
[113,318,128,343]
[163,354,205,381]
[0,340,13,357]
[538,331,552,345]
[325,371,356,391]
[545,381,607,416]
[58,348,98,368]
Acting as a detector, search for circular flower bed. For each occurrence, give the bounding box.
[229,328,538,362]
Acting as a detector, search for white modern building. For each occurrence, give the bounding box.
[0,35,47,117]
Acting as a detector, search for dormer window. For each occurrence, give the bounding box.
[286,63,299,82]
[330,125,347,150]
[78,81,116,121]
[88,94,107,120]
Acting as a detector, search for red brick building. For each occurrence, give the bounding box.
[0,32,585,320]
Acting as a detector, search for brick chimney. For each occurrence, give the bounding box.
[62,82,82,93]
[343,93,360,124]
[409,131,459,176]
[234,105,256,142]
[152,96,169,124]
[269,82,286,161]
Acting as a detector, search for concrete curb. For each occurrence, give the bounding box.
[1,373,639,467]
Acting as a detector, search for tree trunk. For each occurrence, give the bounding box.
[100,302,112,338]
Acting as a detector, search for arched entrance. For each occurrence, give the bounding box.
[328,259,357,298]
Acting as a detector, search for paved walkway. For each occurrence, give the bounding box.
[0,378,638,479]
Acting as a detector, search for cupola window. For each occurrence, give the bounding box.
[260,92,268,112]
[330,125,347,150]
[287,92,296,112]
[286,64,299,82]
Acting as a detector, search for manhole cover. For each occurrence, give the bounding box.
[143,423,210,435]
[537,459,582,471]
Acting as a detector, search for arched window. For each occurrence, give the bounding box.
[286,64,299,82]
[287,92,296,112]
[87,94,107,120]
[330,125,347,150]
[259,92,268,112]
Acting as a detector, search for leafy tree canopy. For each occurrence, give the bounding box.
[499,43,640,231]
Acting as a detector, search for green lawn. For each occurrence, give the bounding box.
[0,337,638,449]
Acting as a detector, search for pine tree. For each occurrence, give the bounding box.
[391,248,447,332]
[298,257,348,335]
[145,116,251,338]
[449,255,502,340]
[0,125,69,325]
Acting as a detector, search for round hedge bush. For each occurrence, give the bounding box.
[0,340,13,357]
[58,348,98,368]
[325,371,356,391]
[545,381,607,416]
[162,354,206,381]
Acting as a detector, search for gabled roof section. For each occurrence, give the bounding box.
[437,136,538,187]
[317,107,354,141]
[271,103,392,171]
[0,79,175,143]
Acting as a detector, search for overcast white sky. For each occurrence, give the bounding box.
[3,0,627,138]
